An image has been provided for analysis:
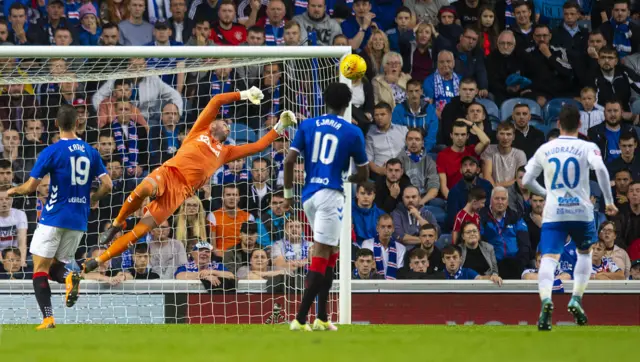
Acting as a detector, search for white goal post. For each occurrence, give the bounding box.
[0,45,355,325]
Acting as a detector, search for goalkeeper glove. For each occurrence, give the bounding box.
[274,110,297,135]
[240,86,264,105]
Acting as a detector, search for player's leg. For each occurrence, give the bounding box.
[293,242,332,330]
[537,223,566,331]
[313,245,339,331]
[53,229,85,308]
[99,175,158,245]
[567,221,597,325]
[29,225,62,329]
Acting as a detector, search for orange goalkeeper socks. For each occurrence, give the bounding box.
[113,180,154,227]
[98,222,153,263]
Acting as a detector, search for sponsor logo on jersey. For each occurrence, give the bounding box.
[197,134,221,157]
[67,197,87,204]
[558,193,580,207]
[310,177,330,185]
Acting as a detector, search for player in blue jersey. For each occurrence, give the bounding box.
[8,104,113,330]
[284,83,369,332]
[523,105,618,331]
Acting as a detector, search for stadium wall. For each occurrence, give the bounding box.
[2,281,639,325]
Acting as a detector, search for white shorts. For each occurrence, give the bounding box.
[29,224,84,263]
[303,189,345,247]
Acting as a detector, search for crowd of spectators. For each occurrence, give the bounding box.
[1,0,640,286]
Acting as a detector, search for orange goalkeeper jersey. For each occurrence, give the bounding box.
[164,92,279,190]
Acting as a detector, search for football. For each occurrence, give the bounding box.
[340,54,367,81]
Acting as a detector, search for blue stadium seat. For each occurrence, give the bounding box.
[543,98,583,125]
[529,120,551,137]
[500,98,543,121]
[476,98,500,120]
[488,115,500,131]
[230,123,257,143]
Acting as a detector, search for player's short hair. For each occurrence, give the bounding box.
[356,248,374,260]
[56,104,77,132]
[406,79,422,90]
[1,247,20,259]
[408,247,428,260]
[357,180,375,194]
[324,83,352,113]
[103,22,119,32]
[452,120,469,132]
[406,127,424,139]
[395,5,411,16]
[468,186,486,202]
[377,213,393,223]
[385,158,403,168]
[620,132,637,142]
[0,159,11,170]
[441,245,461,257]
[563,0,581,11]
[580,87,596,96]
[134,243,149,254]
[374,102,393,113]
[252,156,271,169]
[419,223,437,235]
[240,221,258,235]
[496,121,515,133]
[558,105,581,132]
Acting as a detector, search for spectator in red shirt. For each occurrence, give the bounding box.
[452,186,485,244]
[436,119,490,199]
[210,0,248,45]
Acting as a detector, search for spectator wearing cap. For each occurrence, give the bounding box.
[435,6,463,45]
[118,244,161,280]
[73,97,99,145]
[118,0,154,45]
[145,20,185,92]
[210,0,247,45]
[78,3,101,45]
[630,259,640,280]
[292,0,343,46]
[404,0,448,26]
[37,0,78,45]
[167,0,192,43]
[446,156,492,231]
[175,241,235,283]
[341,0,380,52]
[7,3,48,45]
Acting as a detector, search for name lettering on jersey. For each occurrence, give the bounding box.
[67,196,87,204]
[310,177,330,185]
[544,146,583,158]
[67,144,86,153]
[197,134,221,157]
[316,118,343,130]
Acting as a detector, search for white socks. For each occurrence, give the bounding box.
[538,257,558,301]
[572,251,592,298]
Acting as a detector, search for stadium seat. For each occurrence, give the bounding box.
[543,98,583,125]
[230,123,257,143]
[529,120,552,137]
[500,98,543,121]
[488,115,500,131]
[476,98,500,120]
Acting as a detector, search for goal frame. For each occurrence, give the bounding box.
[0,45,354,325]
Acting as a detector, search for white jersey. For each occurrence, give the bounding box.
[525,136,608,223]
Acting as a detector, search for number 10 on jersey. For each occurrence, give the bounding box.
[311,132,339,165]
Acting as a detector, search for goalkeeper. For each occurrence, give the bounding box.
[84,87,297,272]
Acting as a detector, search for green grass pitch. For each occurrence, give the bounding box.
[1,325,638,362]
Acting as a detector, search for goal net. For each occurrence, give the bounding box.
[0,46,353,325]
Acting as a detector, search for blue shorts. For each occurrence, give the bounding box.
[539,221,597,255]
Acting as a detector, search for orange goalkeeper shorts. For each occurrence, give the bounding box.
[143,166,192,225]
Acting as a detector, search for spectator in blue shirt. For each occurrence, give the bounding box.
[341,0,379,52]
[78,2,101,45]
[385,5,414,53]
[353,180,385,243]
[479,186,532,279]
[175,241,235,283]
[439,245,502,283]
[7,3,48,45]
[391,79,438,152]
[370,0,402,31]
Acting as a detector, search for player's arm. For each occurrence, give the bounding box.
[522,153,547,197]
[589,146,618,216]
[7,177,40,196]
[226,111,297,162]
[91,174,113,204]
[189,87,263,137]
